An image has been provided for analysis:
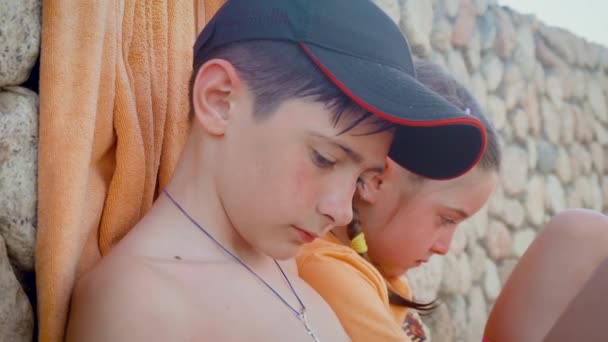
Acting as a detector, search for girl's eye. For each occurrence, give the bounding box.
[311,149,336,169]
[440,216,456,226]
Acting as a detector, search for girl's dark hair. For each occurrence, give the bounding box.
[349,59,502,313]
[189,40,396,135]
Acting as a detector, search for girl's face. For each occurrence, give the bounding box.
[356,159,498,278]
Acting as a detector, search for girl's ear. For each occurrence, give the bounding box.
[357,157,394,204]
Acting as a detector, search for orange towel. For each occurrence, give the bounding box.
[36,1,225,341]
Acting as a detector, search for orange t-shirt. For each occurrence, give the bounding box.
[297,234,427,342]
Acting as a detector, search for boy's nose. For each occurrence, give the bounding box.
[317,184,356,228]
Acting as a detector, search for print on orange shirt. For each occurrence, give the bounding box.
[403,311,427,342]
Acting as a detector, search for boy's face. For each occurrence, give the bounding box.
[356,163,497,278]
[216,95,393,260]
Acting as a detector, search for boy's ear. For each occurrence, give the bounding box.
[191,59,243,136]
[357,157,394,204]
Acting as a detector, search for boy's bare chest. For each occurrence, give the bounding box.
[156,261,350,341]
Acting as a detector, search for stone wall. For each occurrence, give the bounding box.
[1,0,608,341]
[369,0,608,341]
[0,0,40,341]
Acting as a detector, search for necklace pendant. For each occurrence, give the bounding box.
[299,311,321,342]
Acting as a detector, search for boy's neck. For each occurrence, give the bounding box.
[160,130,267,264]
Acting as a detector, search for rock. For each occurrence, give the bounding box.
[594,123,608,146]
[513,228,536,257]
[466,286,488,342]
[512,108,529,141]
[537,140,558,173]
[503,199,525,229]
[450,220,468,255]
[481,55,503,92]
[483,260,501,301]
[446,295,468,341]
[488,184,505,217]
[588,79,608,123]
[0,235,34,342]
[423,303,455,342]
[431,18,453,51]
[447,49,471,88]
[525,176,545,227]
[579,144,593,174]
[500,63,523,111]
[0,87,38,271]
[497,258,519,285]
[407,255,444,302]
[570,144,587,178]
[400,0,434,56]
[493,7,516,59]
[484,220,513,260]
[535,35,563,69]
[538,24,575,64]
[464,28,482,72]
[469,242,488,281]
[603,176,608,211]
[545,175,566,213]
[546,73,564,108]
[575,177,593,209]
[451,0,477,47]
[590,143,605,173]
[472,0,488,15]
[590,174,603,211]
[566,186,584,209]
[470,72,488,110]
[572,70,587,100]
[523,85,541,136]
[469,203,490,239]
[541,97,561,144]
[534,62,547,96]
[478,10,497,51]
[441,253,472,295]
[574,106,594,143]
[444,0,460,18]
[555,147,572,183]
[0,0,41,87]
[486,95,506,130]
[527,137,538,169]
[560,105,575,144]
[501,145,528,195]
[512,25,536,77]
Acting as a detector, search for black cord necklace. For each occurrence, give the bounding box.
[164,189,320,341]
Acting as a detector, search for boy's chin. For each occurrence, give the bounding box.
[258,242,301,261]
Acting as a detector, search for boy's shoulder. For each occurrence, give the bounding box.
[67,247,267,340]
[66,253,197,341]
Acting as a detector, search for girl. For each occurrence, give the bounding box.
[297,60,608,342]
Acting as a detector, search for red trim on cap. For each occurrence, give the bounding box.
[299,42,487,179]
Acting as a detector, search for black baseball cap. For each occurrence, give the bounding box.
[193,0,487,180]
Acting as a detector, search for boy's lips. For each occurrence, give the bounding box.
[292,226,319,243]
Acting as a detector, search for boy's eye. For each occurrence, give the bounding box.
[311,149,336,169]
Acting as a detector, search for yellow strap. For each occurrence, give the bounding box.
[350,232,368,254]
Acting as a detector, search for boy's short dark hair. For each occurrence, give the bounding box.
[189,40,396,134]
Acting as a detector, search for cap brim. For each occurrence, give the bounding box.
[300,43,486,180]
